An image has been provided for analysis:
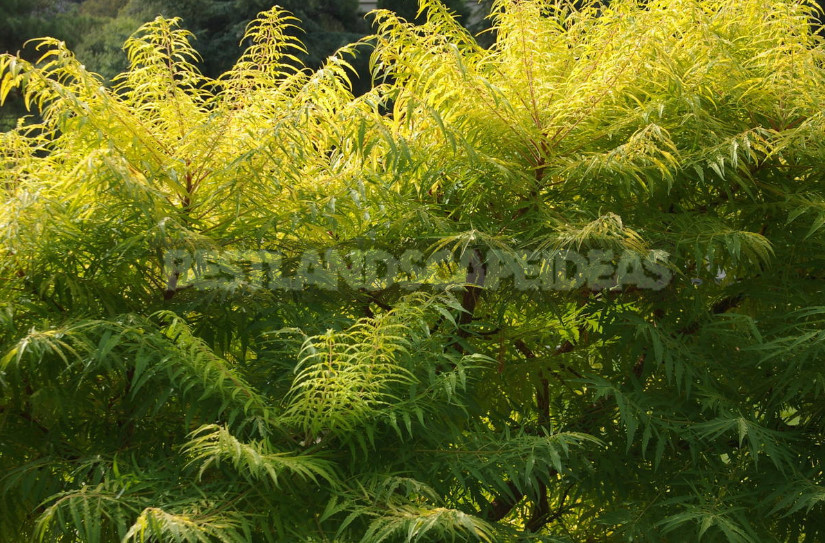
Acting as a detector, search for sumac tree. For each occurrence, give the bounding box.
[2,1,825,541]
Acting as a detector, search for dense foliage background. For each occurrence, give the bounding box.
[3,0,825,541]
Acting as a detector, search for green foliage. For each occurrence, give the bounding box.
[72,14,141,80]
[0,0,125,129]
[3,0,825,541]
[377,0,470,23]
[120,0,370,78]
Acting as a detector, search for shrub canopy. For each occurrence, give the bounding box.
[2,0,825,541]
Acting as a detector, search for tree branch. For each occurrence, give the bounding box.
[484,481,525,522]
